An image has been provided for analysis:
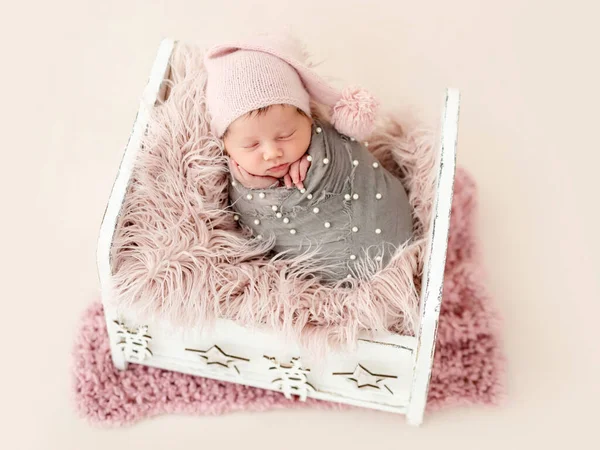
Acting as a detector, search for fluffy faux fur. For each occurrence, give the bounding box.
[108,44,437,354]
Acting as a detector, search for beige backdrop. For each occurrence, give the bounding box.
[1,1,599,449]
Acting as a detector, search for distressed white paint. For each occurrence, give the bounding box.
[406,88,460,426]
[96,40,459,425]
[96,38,175,370]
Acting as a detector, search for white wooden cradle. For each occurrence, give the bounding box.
[97,39,460,426]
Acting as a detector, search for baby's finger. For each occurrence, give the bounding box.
[284,173,293,189]
[293,162,306,189]
[229,159,243,181]
[299,155,311,181]
[234,161,248,177]
[289,161,301,186]
[238,165,255,181]
[240,168,260,187]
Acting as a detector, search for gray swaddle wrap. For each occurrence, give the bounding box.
[229,120,413,282]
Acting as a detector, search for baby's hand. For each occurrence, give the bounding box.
[229,159,279,189]
[283,154,312,190]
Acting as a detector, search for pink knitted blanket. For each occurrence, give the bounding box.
[73,168,505,425]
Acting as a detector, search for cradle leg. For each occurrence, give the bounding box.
[406,408,424,426]
[102,303,129,370]
[111,349,128,371]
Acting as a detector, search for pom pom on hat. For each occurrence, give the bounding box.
[204,33,379,140]
[331,87,379,141]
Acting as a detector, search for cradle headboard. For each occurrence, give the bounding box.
[406,89,460,425]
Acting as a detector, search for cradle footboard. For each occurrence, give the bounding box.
[107,310,418,412]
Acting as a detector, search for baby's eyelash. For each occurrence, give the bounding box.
[241,130,295,148]
[278,130,296,140]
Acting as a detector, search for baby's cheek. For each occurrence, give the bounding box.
[290,143,307,162]
[237,154,257,173]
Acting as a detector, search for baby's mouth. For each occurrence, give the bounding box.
[268,163,289,173]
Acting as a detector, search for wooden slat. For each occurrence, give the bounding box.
[406,88,460,426]
[96,38,176,370]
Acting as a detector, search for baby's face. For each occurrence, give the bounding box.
[223,104,312,178]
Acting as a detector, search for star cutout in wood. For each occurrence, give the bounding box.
[185,345,250,375]
[333,364,398,394]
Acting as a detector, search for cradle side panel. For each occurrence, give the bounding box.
[406,89,460,426]
[96,38,175,369]
[111,310,417,415]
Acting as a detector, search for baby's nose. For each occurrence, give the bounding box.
[263,144,282,160]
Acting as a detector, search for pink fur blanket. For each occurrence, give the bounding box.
[75,169,505,425]
[108,44,437,353]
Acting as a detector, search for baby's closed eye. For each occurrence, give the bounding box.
[277,130,296,140]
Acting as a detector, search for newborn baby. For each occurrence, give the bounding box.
[204,34,414,281]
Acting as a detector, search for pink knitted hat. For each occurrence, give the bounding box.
[204,34,379,140]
